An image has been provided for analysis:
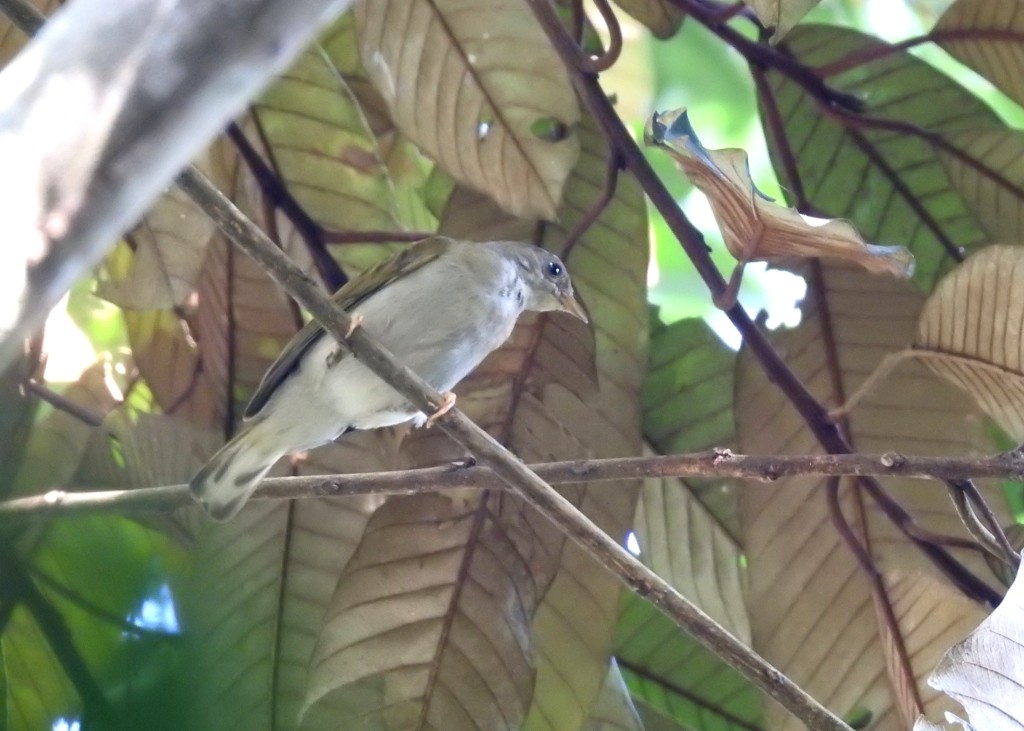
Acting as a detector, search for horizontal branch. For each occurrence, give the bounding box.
[7,449,1021,518]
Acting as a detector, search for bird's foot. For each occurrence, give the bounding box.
[345,313,364,338]
[424,392,457,428]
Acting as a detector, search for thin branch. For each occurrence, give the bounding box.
[322,229,436,244]
[23,379,105,427]
[7,450,1024,516]
[174,164,851,731]
[0,0,43,34]
[525,0,1001,609]
[577,0,623,73]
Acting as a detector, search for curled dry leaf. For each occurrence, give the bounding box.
[916,245,1024,441]
[918,564,1024,731]
[354,0,581,219]
[645,107,915,279]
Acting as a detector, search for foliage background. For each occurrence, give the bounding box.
[2,0,1023,730]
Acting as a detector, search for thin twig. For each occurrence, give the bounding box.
[23,379,105,427]
[7,450,1024,516]
[322,229,435,244]
[577,0,623,72]
[174,165,852,731]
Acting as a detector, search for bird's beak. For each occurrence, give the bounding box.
[558,293,589,323]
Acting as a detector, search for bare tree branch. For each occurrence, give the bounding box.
[0,0,351,370]
[8,449,1022,518]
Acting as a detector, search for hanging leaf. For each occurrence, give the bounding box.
[760,25,1000,289]
[918,564,1024,731]
[736,263,1004,730]
[935,0,1024,109]
[646,108,915,279]
[915,244,1024,441]
[354,0,581,219]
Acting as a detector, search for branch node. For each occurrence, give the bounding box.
[880,452,904,470]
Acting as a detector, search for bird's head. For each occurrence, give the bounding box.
[503,243,588,323]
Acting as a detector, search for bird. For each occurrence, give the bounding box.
[189,236,587,520]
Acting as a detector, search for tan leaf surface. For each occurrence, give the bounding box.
[915,244,1024,441]
[354,0,581,219]
[250,40,399,232]
[96,185,216,310]
[0,0,56,62]
[302,492,537,730]
[736,263,1003,730]
[645,108,915,279]
[179,431,396,731]
[583,661,645,731]
[611,0,685,39]
[936,0,1024,109]
[937,128,1024,248]
[436,115,649,731]
[744,0,820,41]
[922,565,1024,729]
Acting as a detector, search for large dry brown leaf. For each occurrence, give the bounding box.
[179,431,397,731]
[302,492,537,730]
[935,0,1024,109]
[646,108,915,279]
[433,113,647,731]
[736,263,1003,730]
[915,244,1024,440]
[354,0,581,219]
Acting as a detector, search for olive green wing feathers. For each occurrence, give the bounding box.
[243,236,454,419]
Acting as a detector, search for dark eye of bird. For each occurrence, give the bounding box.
[547,261,563,277]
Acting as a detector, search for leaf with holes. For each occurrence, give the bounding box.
[915,245,1024,441]
[918,564,1024,730]
[646,107,915,279]
[744,0,820,41]
[759,25,1002,289]
[935,0,1024,109]
[736,262,1006,730]
[354,0,580,219]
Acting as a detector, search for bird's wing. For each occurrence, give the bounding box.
[243,236,453,419]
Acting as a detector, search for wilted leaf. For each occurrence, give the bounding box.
[935,0,1024,109]
[354,0,581,219]
[915,244,1024,441]
[760,25,999,288]
[249,39,400,232]
[736,263,1003,730]
[611,0,685,40]
[744,0,820,41]
[922,564,1024,730]
[584,660,645,731]
[646,108,914,279]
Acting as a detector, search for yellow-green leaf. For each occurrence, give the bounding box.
[935,0,1024,108]
[744,0,821,41]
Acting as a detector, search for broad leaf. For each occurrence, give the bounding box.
[744,0,820,41]
[611,0,685,40]
[915,244,1024,440]
[584,660,645,731]
[761,25,1000,288]
[920,564,1024,730]
[736,263,1004,730]
[354,0,581,219]
[935,0,1024,109]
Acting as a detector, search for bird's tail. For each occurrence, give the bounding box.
[190,419,282,521]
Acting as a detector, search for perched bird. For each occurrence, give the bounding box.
[190,236,587,520]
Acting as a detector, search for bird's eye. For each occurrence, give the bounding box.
[547,261,563,277]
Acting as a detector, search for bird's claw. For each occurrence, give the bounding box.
[345,313,364,338]
[425,392,457,428]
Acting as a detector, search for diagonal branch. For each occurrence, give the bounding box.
[173,166,852,731]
